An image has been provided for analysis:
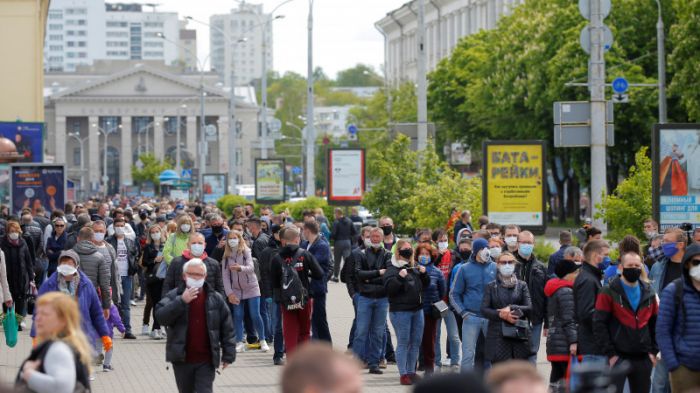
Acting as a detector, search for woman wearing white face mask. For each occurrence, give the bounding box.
[481,252,532,364]
[141,225,166,339]
[222,231,269,353]
[2,221,34,324]
[162,216,194,266]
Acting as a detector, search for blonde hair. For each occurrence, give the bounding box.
[145,224,165,246]
[223,230,249,259]
[35,292,93,373]
[165,221,177,237]
[394,239,414,266]
[176,215,193,234]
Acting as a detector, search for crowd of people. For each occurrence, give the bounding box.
[0,199,699,393]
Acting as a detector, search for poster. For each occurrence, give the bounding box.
[653,124,700,230]
[327,149,365,205]
[255,159,285,204]
[0,164,10,205]
[202,173,227,204]
[141,181,155,198]
[10,164,66,216]
[483,141,546,229]
[0,122,44,163]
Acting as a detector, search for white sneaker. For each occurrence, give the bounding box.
[141,325,150,336]
[235,342,247,353]
[260,340,270,352]
[130,300,137,306]
[20,321,27,329]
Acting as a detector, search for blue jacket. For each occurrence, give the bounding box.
[547,245,568,278]
[202,228,229,257]
[449,256,497,318]
[302,236,332,296]
[421,264,446,314]
[656,244,700,372]
[650,257,671,294]
[31,270,110,342]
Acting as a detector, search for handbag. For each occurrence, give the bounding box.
[566,354,581,392]
[501,319,531,341]
[431,300,449,319]
[3,306,18,348]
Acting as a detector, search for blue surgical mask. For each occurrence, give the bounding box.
[418,255,431,266]
[518,244,534,258]
[598,256,611,270]
[662,243,678,258]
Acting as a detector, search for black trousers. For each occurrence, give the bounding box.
[612,356,653,393]
[172,362,215,393]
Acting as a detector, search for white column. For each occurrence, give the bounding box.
[186,116,197,165]
[54,116,67,164]
[217,116,229,174]
[487,0,496,29]
[153,115,164,161]
[120,116,132,186]
[88,116,99,189]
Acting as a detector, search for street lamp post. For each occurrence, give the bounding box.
[655,0,667,123]
[92,121,121,196]
[138,120,160,154]
[285,121,305,196]
[68,132,88,200]
[306,0,316,198]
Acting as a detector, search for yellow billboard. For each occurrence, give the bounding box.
[483,141,546,228]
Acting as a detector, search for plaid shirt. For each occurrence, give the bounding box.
[647,246,663,264]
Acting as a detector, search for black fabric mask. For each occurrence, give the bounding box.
[622,267,642,283]
[459,251,472,261]
[382,226,393,236]
[212,226,223,235]
[398,248,413,259]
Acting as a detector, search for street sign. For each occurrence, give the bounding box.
[579,0,612,20]
[612,77,629,94]
[292,166,302,175]
[553,101,614,124]
[181,169,192,179]
[580,25,614,54]
[612,93,629,103]
[267,117,282,133]
[348,124,358,135]
[554,124,615,147]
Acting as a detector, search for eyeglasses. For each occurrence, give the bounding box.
[54,225,65,228]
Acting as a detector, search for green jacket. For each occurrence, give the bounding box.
[163,232,190,265]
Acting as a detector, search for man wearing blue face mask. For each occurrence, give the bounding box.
[514,231,547,364]
[649,227,687,393]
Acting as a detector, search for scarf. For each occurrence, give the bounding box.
[498,273,518,288]
[58,274,81,297]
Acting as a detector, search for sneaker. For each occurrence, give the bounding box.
[400,375,413,386]
[330,276,339,283]
[274,358,285,366]
[141,325,150,336]
[236,342,247,353]
[247,341,261,350]
[95,353,105,366]
[103,365,114,372]
[368,367,383,375]
[123,332,137,340]
[378,359,387,369]
[20,321,27,329]
[89,375,96,381]
[130,300,137,306]
[260,340,270,352]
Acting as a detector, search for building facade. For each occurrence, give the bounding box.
[210,2,273,86]
[44,0,181,72]
[44,63,261,196]
[178,21,198,72]
[376,0,524,85]
[314,106,352,138]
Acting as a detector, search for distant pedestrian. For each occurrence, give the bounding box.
[330,208,356,282]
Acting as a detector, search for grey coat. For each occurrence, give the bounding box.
[73,240,112,309]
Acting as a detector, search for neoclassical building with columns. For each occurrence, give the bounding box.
[44,62,263,196]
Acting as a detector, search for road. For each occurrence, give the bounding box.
[0,282,551,392]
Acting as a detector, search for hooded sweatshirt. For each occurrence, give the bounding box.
[74,240,112,309]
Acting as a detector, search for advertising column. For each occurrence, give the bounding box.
[327,149,365,206]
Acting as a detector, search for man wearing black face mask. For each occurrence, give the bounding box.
[203,214,228,257]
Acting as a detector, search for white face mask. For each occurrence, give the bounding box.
[180,224,191,233]
[371,242,383,249]
[690,265,700,281]
[438,241,449,251]
[478,248,491,262]
[57,264,77,276]
[94,232,105,242]
[151,232,161,241]
[505,236,518,248]
[186,277,204,288]
[8,233,19,241]
[228,239,240,249]
[489,247,502,259]
[190,243,204,257]
[115,227,125,236]
[499,263,515,277]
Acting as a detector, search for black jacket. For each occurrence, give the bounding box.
[545,279,578,358]
[341,247,363,297]
[21,223,43,261]
[1,236,34,302]
[574,262,604,355]
[142,242,164,283]
[331,216,357,242]
[155,282,236,368]
[515,252,547,326]
[257,239,279,299]
[383,260,429,312]
[162,254,225,298]
[106,236,139,276]
[355,246,391,298]
[481,277,533,362]
[271,245,324,302]
[251,232,270,261]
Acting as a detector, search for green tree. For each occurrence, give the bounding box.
[595,147,652,242]
[669,0,700,121]
[131,153,172,187]
[336,64,383,87]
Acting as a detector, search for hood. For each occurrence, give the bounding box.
[182,249,208,260]
[74,240,99,255]
[544,278,574,297]
[682,243,700,282]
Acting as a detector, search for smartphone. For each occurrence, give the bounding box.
[511,308,524,318]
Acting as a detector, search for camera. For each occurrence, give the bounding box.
[680,222,693,231]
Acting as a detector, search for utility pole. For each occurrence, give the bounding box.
[199,84,206,200]
[416,0,428,151]
[260,18,269,159]
[655,0,667,123]
[589,0,607,231]
[305,0,315,198]
[229,68,238,192]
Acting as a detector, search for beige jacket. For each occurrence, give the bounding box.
[0,250,12,304]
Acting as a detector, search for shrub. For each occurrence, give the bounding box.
[217,195,253,217]
[273,197,334,221]
[534,239,558,264]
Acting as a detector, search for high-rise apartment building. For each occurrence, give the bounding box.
[178,20,198,72]
[210,2,273,86]
[44,1,181,72]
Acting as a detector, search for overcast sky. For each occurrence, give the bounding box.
[154,0,406,78]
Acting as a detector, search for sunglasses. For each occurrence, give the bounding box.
[691,258,700,266]
[499,260,516,265]
[54,225,65,228]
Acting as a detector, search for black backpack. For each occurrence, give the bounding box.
[670,278,688,335]
[280,249,308,310]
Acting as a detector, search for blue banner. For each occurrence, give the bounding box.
[0,122,44,163]
[11,165,65,215]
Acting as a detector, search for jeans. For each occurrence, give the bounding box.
[119,275,133,333]
[461,315,489,372]
[390,310,424,376]
[332,240,352,278]
[651,357,671,393]
[104,348,113,367]
[260,298,273,342]
[436,310,461,367]
[529,323,543,364]
[353,296,389,368]
[231,297,265,343]
[311,293,332,343]
[270,301,284,360]
[581,354,608,365]
[172,362,215,393]
[348,293,359,350]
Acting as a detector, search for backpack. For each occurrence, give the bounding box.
[280,249,308,311]
[671,278,687,335]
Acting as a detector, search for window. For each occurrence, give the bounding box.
[66,8,87,15]
[73,148,81,166]
[144,22,163,28]
[143,51,163,57]
[107,41,128,47]
[106,21,128,28]
[78,41,86,47]
[78,52,87,58]
[66,41,75,47]
[72,121,80,134]
[77,31,86,36]
[66,52,76,58]
[107,51,128,56]
[48,56,63,62]
[49,24,62,30]
[48,11,62,20]
[106,31,128,38]
[143,41,163,48]
[66,30,75,36]
[49,34,63,41]
[49,45,63,51]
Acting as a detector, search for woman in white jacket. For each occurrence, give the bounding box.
[0,249,12,308]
